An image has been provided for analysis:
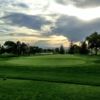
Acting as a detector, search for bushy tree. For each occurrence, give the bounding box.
[4,41,17,54]
[86,32,100,55]
[0,46,5,54]
[54,48,60,54]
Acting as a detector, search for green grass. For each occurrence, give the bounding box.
[0,54,100,100]
[0,79,100,100]
[6,55,86,67]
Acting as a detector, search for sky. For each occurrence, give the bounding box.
[0,0,100,48]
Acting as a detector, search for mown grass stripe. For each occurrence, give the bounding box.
[0,76,100,87]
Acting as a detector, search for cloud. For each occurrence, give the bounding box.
[1,0,100,48]
[1,13,60,36]
[12,3,29,8]
[73,0,100,8]
[9,27,41,37]
[55,0,100,8]
[46,35,69,47]
[1,12,100,43]
[55,0,73,5]
[1,13,51,30]
[32,35,69,48]
[0,35,70,48]
[52,15,100,41]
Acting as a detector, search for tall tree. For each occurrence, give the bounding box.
[59,45,65,54]
[68,41,74,54]
[21,42,29,55]
[54,48,60,54]
[80,41,89,54]
[86,32,100,55]
[16,41,22,56]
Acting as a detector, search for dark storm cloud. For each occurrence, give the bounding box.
[55,0,100,8]
[12,3,29,8]
[73,0,100,8]
[52,15,100,41]
[8,33,40,37]
[1,13,51,30]
[0,0,29,8]
[55,0,69,5]
[1,0,100,42]
[2,13,100,41]
[0,0,15,7]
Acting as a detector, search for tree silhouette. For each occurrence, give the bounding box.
[54,48,60,54]
[16,41,21,56]
[86,32,100,55]
[0,32,100,56]
[21,42,29,55]
[59,45,65,54]
[4,41,17,54]
[80,41,89,55]
[68,41,74,54]
[0,46,5,54]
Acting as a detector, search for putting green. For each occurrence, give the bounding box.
[6,55,86,67]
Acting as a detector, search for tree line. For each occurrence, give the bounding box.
[68,32,100,55]
[0,32,100,56]
[0,41,54,56]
